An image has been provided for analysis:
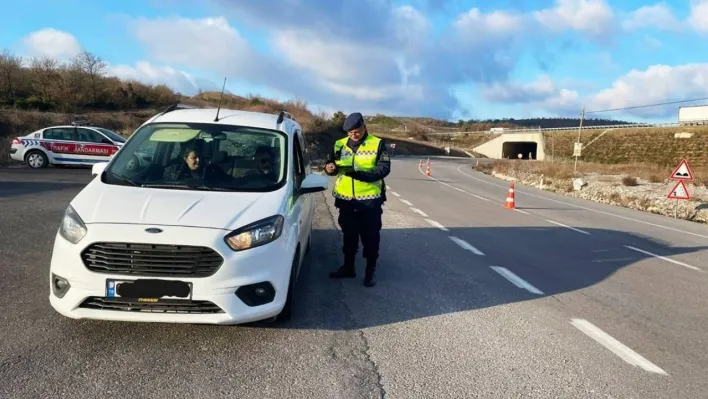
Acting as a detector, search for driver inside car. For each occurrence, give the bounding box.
[163,145,230,182]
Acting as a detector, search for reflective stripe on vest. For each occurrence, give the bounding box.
[332,134,383,201]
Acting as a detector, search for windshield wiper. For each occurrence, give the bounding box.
[141,183,226,191]
[109,172,138,186]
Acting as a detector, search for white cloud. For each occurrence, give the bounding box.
[481,75,581,115]
[622,3,682,31]
[107,61,202,95]
[689,0,708,33]
[534,0,615,39]
[21,28,82,61]
[589,64,708,117]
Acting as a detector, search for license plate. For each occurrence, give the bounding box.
[106,279,193,301]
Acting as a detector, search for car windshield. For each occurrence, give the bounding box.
[103,122,287,192]
[95,128,127,143]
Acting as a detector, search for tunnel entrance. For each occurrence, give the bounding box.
[502,142,538,160]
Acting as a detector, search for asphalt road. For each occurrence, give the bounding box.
[1,158,708,398]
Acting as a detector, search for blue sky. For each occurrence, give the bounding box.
[3,0,708,123]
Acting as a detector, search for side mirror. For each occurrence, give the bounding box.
[92,162,108,176]
[101,139,113,145]
[298,173,328,194]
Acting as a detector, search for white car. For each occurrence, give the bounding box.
[10,124,126,168]
[48,104,329,325]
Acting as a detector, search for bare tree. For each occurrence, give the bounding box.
[72,51,107,105]
[29,56,60,102]
[0,50,24,106]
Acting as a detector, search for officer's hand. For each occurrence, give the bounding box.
[325,163,336,174]
[345,171,361,179]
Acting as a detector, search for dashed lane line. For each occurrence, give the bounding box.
[570,318,668,375]
[398,198,413,206]
[490,266,544,295]
[545,219,591,235]
[449,236,485,256]
[417,166,590,235]
[391,191,401,197]
[410,207,429,217]
[624,245,702,272]
[425,219,449,232]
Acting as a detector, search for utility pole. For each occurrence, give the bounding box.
[574,107,585,174]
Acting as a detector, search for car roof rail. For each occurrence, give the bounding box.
[160,102,198,115]
[276,110,295,125]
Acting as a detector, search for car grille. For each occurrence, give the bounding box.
[80,297,224,314]
[81,242,224,277]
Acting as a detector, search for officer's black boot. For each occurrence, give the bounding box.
[329,254,356,278]
[363,258,377,287]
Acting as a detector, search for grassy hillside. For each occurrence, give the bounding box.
[542,126,708,167]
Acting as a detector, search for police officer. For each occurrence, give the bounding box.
[324,112,391,287]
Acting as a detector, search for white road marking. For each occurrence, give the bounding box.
[591,257,637,263]
[449,236,485,255]
[399,198,413,206]
[425,219,449,231]
[386,185,392,190]
[391,191,401,197]
[624,245,702,272]
[490,266,543,295]
[455,164,708,240]
[514,209,530,215]
[545,219,591,235]
[410,207,429,217]
[418,166,494,203]
[570,318,668,375]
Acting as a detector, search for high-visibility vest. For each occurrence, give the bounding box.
[332,134,384,202]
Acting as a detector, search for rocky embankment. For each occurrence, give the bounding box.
[481,167,708,224]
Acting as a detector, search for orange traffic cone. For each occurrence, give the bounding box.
[425,164,431,176]
[504,183,516,209]
[419,159,422,168]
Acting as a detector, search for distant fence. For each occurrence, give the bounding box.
[422,121,708,136]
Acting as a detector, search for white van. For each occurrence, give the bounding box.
[48,105,328,325]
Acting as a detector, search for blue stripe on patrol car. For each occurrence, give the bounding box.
[54,157,102,163]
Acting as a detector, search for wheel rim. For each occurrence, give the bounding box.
[28,153,44,168]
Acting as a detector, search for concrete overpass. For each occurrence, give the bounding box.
[473,132,546,160]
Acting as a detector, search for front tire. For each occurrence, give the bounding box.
[274,251,299,323]
[25,150,48,169]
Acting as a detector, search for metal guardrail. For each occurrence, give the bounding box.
[420,121,708,136]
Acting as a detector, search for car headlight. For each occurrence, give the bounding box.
[59,205,87,244]
[224,215,284,251]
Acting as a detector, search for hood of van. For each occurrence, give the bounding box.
[70,179,286,231]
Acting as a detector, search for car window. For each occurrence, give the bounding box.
[95,128,126,143]
[43,128,75,141]
[104,122,288,192]
[76,128,109,144]
[293,132,306,189]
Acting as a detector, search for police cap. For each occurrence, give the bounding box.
[343,112,365,132]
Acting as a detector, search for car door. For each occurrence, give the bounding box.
[291,131,309,261]
[72,127,121,164]
[295,128,314,233]
[39,127,80,165]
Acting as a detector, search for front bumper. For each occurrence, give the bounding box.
[48,223,295,325]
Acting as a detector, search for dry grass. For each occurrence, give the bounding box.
[481,159,708,189]
[543,126,708,167]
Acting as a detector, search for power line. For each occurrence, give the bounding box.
[585,96,708,114]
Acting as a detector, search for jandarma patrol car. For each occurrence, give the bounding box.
[10,123,126,168]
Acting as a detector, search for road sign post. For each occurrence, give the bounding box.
[574,108,585,174]
[667,159,693,218]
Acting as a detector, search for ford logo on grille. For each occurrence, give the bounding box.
[145,228,163,234]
